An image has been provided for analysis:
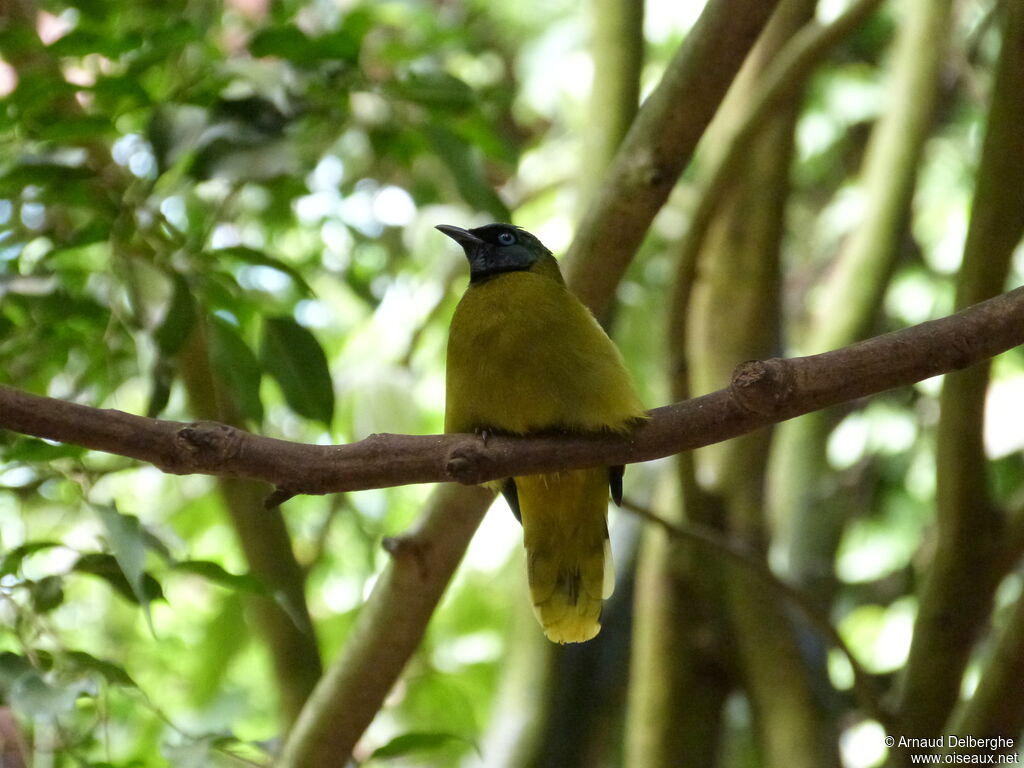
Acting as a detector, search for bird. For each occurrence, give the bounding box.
[437,222,646,644]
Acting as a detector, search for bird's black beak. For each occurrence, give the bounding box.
[436,224,483,251]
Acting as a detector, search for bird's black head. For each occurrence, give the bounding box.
[436,223,552,283]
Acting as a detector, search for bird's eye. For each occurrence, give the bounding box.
[497,231,516,245]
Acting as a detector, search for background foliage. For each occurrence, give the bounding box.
[1,0,1023,766]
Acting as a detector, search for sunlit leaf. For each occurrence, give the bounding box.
[95,504,149,610]
[249,24,361,65]
[369,731,471,761]
[4,72,78,122]
[0,163,93,195]
[35,115,114,142]
[260,316,334,427]
[72,553,165,605]
[2,437,85,462]
[249,25,315,59]
[63,651,137,688]
[47,29,143,57]
[387,71,476,110]
[172,560,268,594]
[142,527,175,563]
[63,219,112,248]
[212,246,314,296]
[90,74,152,111]
[192,594,248,705]
[0,541,63,576]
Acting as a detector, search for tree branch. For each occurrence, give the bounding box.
[773,0,954,615]
[176,319,322,728]
[670,0,886,306]
[950,575,1024,747]
[1,286,1022,495]
[896,0,1024,746]
[277,483,493,768]
[578,0,644,211]
[684,3,847,766]
[564,0,782,320]
[622,500,894,734]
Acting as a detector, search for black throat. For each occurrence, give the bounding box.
[469,264,531,285]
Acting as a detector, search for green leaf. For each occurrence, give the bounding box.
[0,25,38,59]
[1,541,63,576]
[34,115,114,142]
[3,436,86,462]
[72,553,165,605]
[422,124,510,221]
[172,560,267,594]
[146,357,175,418]
[5,72,78,123]
[387,71,476,110]
[64,219,111,248]
[209,317,265,424]
[249,24,360,66]
[369,732,470,761]
[140,527,175,563]
[47,29,143,57]
[90,74,152,111]
[95,505,150,613]
[63,651,136,687]
[29,575,65,613]
[260,316,334,427]
[192,594,248,705]
[0,653,34,689]
[249,25,314,59]
[0,163,94,196]
[212,246,314,296]
[457,113,518,165]
[153,273,197,355]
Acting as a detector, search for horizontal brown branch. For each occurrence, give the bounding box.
[1,285,1022,495]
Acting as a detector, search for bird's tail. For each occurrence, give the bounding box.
[515,468,615,644]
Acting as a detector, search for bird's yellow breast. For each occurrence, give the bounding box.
[444,270,645,436]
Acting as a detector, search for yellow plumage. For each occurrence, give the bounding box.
[441,225,644,644]
[516,470,614,643]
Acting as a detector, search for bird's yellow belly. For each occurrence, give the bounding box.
[444,272,644,435]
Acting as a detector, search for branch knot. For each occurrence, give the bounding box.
[445,439,491,485]
[729,359,793,416]
[175,421,242,470]
[626,148,666,188]
[382,535,431,580]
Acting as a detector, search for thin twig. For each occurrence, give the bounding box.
[622,499,896,733]
[672,0,886,297]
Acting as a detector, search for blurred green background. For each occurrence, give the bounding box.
[1,0,1023,766]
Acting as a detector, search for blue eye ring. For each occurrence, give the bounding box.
[497,231,516,245]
